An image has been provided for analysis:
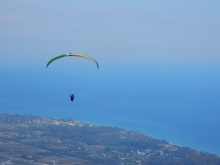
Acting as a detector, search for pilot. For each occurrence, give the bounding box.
[70,94,75,101]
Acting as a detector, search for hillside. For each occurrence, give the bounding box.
[0,113,219,165]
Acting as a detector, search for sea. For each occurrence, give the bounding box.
[1,61,220,155]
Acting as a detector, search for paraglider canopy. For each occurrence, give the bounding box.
[46,53,99,69]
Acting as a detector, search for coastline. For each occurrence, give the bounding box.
[1,110,219,156]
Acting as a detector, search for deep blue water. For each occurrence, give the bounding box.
[1,62,220,155]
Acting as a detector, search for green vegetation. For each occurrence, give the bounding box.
[0,113,219,165]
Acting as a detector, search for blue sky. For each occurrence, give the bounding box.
[1,0,220,65]
[1,0,220,154]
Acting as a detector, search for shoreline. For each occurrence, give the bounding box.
[1,111,219,156]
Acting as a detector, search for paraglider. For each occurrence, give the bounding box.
[46,53,99,69]
[46,53,99,102]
